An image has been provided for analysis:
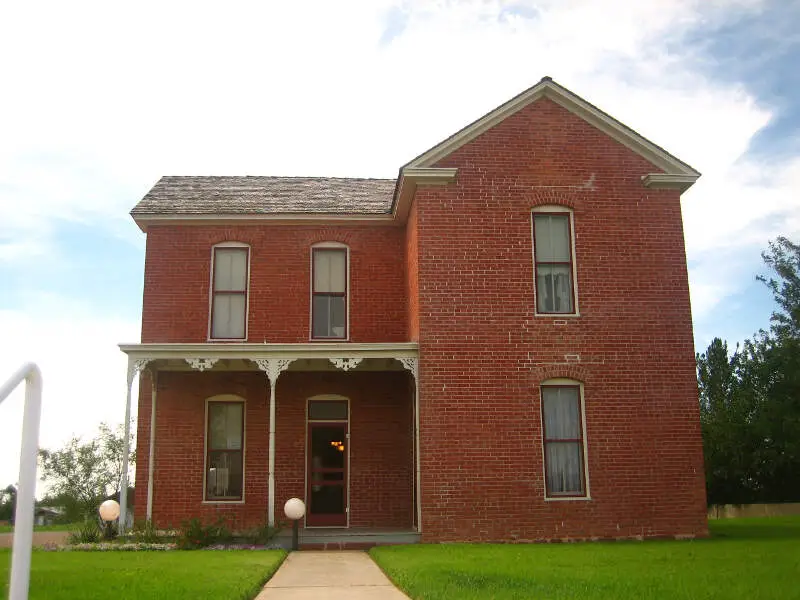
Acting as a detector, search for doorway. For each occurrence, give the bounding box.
[306,399,349,526]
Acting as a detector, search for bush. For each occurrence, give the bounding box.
[177,517,232,549]
[130,519,162,544]
[242,522,282,546]
[67,520,101,544]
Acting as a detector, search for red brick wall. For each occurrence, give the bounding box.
[134,369,413,530]
[405,202,420,341]
[140,225,407,343]
[413,97,707,542]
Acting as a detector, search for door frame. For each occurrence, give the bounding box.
[305,394,350,528]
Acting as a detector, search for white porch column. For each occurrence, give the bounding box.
[121,358,148,533]
[255,359,293,527]
[398,357,421,533]
[146,371,158,521]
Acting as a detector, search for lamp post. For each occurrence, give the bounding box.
[99,500,120,541]
[283,498,305,551]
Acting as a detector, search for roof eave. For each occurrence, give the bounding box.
[131,212,399,232]
[641,173,700,193]
[392,167,459,222]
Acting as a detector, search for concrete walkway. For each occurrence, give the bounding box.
[0,531,70,548]
[255,551,410,599]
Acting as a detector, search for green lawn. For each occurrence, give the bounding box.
[0,523,79,533]
[371,517,800,600]
[0,549,286,599]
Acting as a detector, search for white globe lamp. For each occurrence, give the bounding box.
[98,499,121,540]
[284,498,305,550]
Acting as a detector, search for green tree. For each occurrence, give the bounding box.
[0,485,16,522]
[38,422,135,521]
[698,237,800,505]
[697,339,758,504]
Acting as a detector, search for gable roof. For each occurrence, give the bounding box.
[132,176,396,217]
[131,77,700,230]
[402,76,700,185]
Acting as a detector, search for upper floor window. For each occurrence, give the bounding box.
[312,245,347,339]
[532,209,577,314]
[541,382,588,498]
[210,244,249,340]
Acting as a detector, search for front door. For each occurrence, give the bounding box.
[306,405,348,526]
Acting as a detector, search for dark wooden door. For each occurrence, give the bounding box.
[307,422,348,526]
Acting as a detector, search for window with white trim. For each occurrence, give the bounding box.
[541,383,587,497]
[205,400,244,501]
[210,245,248,339]
[532,210,576,314]
[312,246,347,339]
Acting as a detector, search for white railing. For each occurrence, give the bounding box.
[0,363,43,600]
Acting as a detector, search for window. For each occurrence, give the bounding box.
[312,247,347,339]
[541,384,587,497]
[210,245,248,339]
[205,401,244,501]
[533,211,576,314]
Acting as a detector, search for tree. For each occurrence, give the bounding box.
[0,485,16,522]
[38,422,135,521]
[698,236,800,505]
[758,236,800,340]
[697,339,752,504]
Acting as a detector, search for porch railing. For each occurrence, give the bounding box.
[0,363,43,600]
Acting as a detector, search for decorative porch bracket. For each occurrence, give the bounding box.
[254,358,294,526]
[329,357,363,371]
[185,357,219,371]
[120,358,150,534]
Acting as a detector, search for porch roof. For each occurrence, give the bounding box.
[119,342,419,375]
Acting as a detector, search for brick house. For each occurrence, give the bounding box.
[119,77,708,544]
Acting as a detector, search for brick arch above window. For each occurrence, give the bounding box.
[531,364,592,383]
[527,187,596,211]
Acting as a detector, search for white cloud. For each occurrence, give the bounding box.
[0,301,140,491]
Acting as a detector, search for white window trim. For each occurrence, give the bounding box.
[531,206,580,317]
[207,242,251,342]
[309,242,351,341]
[539,378,591,501]
[304,394,351,528]
[202,394,247,504]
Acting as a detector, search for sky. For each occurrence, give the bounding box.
[1,0,798,491]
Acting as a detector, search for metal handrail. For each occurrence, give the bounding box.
[0,363,43,600]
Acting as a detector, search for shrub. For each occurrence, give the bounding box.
[242,522,282,546]
[67,520,101,544]
[177,517,232,549]
[130,519,161,544]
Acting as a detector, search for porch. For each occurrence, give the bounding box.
[118,343,421,538]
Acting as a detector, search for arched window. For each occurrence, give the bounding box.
[540,379,589,499]
[204,395,246,502]
[532,206,579,315]
[209,242,250,340]
[311,242,349,340]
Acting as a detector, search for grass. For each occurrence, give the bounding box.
[370,517,800,600]
[0,523,79,533]
[0,549,286,600]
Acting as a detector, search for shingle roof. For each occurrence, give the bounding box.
[132,176,397,216]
